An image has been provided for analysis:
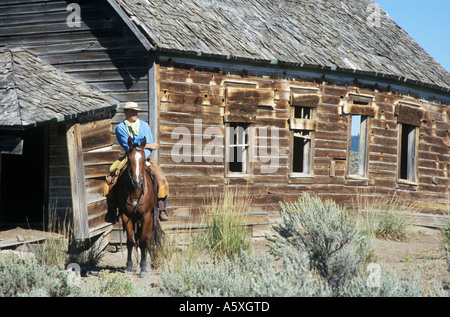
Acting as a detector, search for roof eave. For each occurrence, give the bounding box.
[155,47,450,99]
[106,0,155,51]
[0,104,118,130]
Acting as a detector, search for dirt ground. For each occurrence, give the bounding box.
[374,225,449,290]
[93,224,449,293]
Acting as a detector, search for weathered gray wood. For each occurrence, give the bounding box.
[148,52,159,162]
[105,0,153,51]
[66,122,89,240]
[114,0,450,93]
[0,49,118,128]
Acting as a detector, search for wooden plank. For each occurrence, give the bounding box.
[289,118,318,130]
[148,52,159,161]
[395,103,424,126]
[105,0,153,51]
[66,122,89,240]
[84,163,111,179]
[0,228,64,249]
[85,178,108,205]
[343,104,376,117]
[79,119,113,152]
[226,86,274,106]
[87,199,108,217]
[83,150,121,166]
[291,93,320,107]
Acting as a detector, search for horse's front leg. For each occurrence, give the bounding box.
[138,212,153,278]
[138,240,148,278]
[122,213,134,274]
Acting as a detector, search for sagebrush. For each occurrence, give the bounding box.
[268,193,374,294]
[160,193,447,297]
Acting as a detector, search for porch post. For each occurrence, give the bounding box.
[66,121,89,240]
[148,52,160,162]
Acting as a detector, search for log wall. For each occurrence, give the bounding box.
[157,60,449,235]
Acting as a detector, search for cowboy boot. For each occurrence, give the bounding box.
[158,197,169,221]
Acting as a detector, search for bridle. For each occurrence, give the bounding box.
[127,146,145,188]
[126,146,146,213]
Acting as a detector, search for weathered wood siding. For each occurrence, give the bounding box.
[0,0,149,128]
[79,115,119,236]
[157,61,449,235]
[48,122,72,219]
[48,114,117,238]
[1,0,148,237]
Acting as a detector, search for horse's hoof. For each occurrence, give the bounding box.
[126,266,133,275]
[139,271,148,278]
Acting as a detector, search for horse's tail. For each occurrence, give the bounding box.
[156,223,165,248]
[145,167,165,252]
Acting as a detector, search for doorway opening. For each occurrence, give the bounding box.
[0,126,47,230]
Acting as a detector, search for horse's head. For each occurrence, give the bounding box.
[127,136,146,188]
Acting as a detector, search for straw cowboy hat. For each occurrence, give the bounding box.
[122,101,144,111]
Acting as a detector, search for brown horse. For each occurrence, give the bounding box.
[116,136,159,278]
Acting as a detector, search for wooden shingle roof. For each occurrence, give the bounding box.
[115,0,450,91]
[0,49,118,128]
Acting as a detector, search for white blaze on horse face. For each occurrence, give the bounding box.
[134,151,142,182]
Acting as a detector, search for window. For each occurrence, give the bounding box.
[343,94,374,179]
[348,114,369,177]
[398,123,418,182]
[290,107,314,174]
[394,101,423,185]
[226,123,253,175]
[289,88,319,176]
[223,82,262,177]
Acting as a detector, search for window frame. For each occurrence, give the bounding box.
[225,122,255,177]
[289,106,316,177]
[346,114,369,179]
[397,122,419,184]
[343,94,374,180]
[288,87,319,178]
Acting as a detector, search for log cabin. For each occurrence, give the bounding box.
[0,0,448,242]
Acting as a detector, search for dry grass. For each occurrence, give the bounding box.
[353,193,419,242]
[200,187,251,259]
[35,206,71,267]
[154,187,252,272]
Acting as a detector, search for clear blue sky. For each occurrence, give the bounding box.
[375,0,450,72]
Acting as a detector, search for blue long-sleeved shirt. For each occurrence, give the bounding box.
[115,119,153,159]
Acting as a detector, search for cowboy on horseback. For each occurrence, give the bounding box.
[105,101,169,223]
